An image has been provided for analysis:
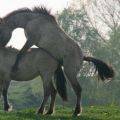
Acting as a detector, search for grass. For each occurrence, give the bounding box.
[0,106,120,120]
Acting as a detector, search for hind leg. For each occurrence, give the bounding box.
[64,68,82,116]
[46,83,57,115]
[37,75,53,114]
[2,80,12,111]
[63,57,82,116]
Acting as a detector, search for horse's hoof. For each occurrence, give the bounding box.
[73,107,82,117]
[72,112,81,117]
[36,110,44,115]
[45,110,54,115]
[4,105,12,112]
[8,105,13,112]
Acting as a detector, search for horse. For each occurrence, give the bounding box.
[0,48,114,116]
[0,47,67,115]
[0,7,114,116]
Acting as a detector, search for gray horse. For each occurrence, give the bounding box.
[0,7,114,116]
[0,48,114,116]
[0,47,67,115]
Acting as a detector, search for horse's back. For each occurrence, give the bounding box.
[13,48,58,80]
[0,48,58,81]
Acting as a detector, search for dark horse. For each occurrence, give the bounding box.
[0,7,114,116]
[0,47,67,114]
[0,48,114,116]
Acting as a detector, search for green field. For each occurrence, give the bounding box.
[0,106,120,120]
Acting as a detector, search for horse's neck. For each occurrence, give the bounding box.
[4,13,38,30]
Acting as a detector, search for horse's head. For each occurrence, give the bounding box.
[0,18,12,47]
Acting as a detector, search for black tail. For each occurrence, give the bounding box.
[54,64,67,101]
[83,56,114,81]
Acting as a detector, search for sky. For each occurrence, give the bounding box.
[0,0,71,49]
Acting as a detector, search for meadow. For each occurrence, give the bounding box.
[0,106,120,120]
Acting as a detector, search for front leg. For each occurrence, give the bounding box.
[12,53,23,72]
[11,51,25,79]
[2,80,12,111]
[12,40,33,72]
[3,89,11,111]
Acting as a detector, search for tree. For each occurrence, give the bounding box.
[83,0,120,79]
[57,1,120,106]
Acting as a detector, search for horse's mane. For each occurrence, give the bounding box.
[4,6,55,20]
[4,8,32,19]
[33,6,55,19]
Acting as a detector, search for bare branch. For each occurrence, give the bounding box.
[83,4,107,41]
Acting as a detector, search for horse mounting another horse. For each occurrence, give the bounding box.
[0,47,114,116]
[0,7,114,116]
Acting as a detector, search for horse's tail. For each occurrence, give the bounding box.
[83,56,114,81]
[54,64,67,101]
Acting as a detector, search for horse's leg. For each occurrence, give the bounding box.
[37,75,52,114]
[63,56,82,116]
[12,40,33,72]
[64,68,82,116]
[46,82,57,115]
[2,80,12,111]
